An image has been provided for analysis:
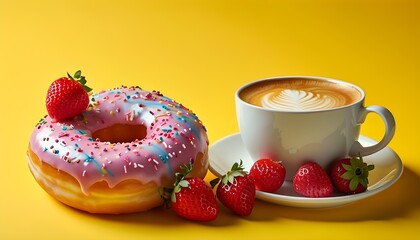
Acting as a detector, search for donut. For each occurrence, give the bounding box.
[28,86,209,214]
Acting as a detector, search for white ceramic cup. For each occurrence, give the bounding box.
[236,76,396,180]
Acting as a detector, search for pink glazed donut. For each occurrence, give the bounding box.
[28,86,209,214]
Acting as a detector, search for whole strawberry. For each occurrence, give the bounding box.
[212,160,256,216]
[169,163,218,221]
[293,161,333,198]
[330,156,374,194]
[249,158,286,193]
[46,70,92,121]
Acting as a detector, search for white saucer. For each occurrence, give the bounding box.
[209,133,403,208]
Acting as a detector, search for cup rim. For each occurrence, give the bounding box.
[236,76,366,113]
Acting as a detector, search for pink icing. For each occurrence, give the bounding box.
[29,86,208,194]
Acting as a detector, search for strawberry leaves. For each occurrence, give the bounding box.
[67,70,92,93]
[336,156,374,192]
[222,160,247,185]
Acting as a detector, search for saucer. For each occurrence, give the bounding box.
[209,133,403,208]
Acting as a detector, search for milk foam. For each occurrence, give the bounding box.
[239,78,361,111]
[261,89,346,110]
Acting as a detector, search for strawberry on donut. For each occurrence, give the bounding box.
[27,71,209,214]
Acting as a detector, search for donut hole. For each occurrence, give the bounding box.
[92,124,147,143]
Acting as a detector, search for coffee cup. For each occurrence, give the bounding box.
[236,76,395,180]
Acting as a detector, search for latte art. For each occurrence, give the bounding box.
[261,89,347,110]
[239,78,361,111]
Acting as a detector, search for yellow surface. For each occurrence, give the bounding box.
[1,0,419,239]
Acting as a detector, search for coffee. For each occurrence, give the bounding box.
[239,78,361,111]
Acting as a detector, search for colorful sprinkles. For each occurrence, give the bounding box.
[30,86,208,193]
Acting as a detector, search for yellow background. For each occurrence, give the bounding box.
[1,0,419,239]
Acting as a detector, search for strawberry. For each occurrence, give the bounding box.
[293,161,333,198]
[249,158,286,193]
[212,160,256,216]
[330,156,374,194]
[46,70,92,121]
[168,163,218,221]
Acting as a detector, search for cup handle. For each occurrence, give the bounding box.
[349,105,396,156]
